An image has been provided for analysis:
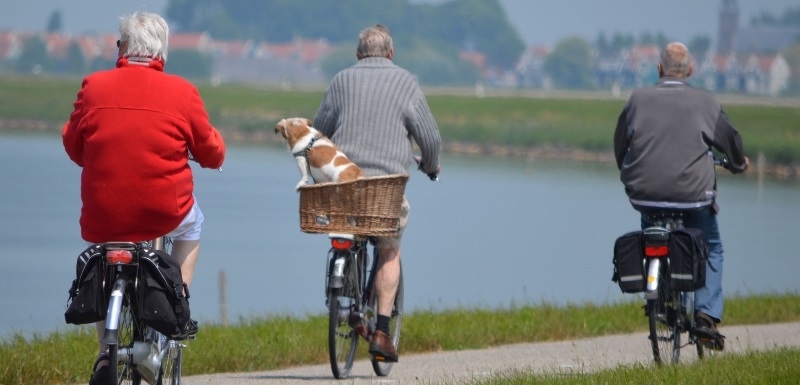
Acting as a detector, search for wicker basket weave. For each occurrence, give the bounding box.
[298,174,409,236]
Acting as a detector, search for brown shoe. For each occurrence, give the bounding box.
[694,312,725,350]
[368,330,398,363]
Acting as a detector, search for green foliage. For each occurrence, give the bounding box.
[543,37,595,90]
[164,0,525,70]
[15,36,50,74]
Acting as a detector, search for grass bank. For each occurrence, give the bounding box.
[1,293,798,384]
[477,348,800,385]
[2,76,799,176]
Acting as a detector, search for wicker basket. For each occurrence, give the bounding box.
[298,174,409,236]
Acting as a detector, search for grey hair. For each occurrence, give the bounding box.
[119,11,169,62]
[357,24,393,59]
[659,42,692,78]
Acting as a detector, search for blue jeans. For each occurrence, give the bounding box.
[641,207,724,322]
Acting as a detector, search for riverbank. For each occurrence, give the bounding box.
[4,120,799,179]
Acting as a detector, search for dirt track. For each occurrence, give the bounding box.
[181,322,800,385]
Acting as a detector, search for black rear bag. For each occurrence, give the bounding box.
[612,231,646,293]
[668,228,708,291]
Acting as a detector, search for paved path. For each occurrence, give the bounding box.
[181,322,800,385]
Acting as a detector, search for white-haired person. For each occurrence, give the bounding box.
[62,11,225,385]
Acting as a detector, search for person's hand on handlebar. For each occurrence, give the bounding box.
[414,156,440,181]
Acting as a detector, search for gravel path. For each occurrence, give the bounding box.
[181,322,800,385]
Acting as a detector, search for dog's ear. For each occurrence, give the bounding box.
[305,118,313,127]
[275,119,286,136]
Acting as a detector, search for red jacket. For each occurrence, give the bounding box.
[63,58,225,243]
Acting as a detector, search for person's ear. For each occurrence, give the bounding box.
[687,64,693,78]
[657,63,664,78]
[387,48,393,60]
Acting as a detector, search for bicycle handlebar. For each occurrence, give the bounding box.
[413,156,439,181]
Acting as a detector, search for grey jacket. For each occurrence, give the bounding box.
[313,57,441,177]
[613,78,747,210]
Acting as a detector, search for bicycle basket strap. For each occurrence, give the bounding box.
[137,249,191,337]
[64,244,106,325]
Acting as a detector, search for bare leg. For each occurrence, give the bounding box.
[171,239,200,288]
[375,246,400,317]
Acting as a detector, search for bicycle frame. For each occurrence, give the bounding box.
[98,239,182,385]
[641,211,708,364]
[325,233,402,379]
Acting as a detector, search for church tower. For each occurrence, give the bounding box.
[717,0,739,54]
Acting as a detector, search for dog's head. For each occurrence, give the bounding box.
[275,117,314,147]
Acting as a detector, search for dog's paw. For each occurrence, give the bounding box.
[295,180,308,190]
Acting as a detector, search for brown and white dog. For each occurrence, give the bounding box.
[275,117,364,189]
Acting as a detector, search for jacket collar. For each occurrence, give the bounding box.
[116,57,164,72]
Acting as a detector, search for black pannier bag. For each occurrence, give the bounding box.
[612,231,646,293]
[668,228,708,291]
[65,244,107,325]
[137,248,191,338]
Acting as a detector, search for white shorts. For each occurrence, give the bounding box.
[166,199,204,241]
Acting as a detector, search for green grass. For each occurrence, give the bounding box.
[2,75,799,166]
[475,348,800,385]
[1,293,798,385]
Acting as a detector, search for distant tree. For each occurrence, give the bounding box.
[16,36,50,74]
[543,36,594,90]
[610,33,635,52]
[165,0,525,72]
[46,10,63,33]
[66,41,85,75]
[167,50,213,80]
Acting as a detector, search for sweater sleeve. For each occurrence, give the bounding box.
[406,90,441,175]
[185,87,226,169]
[712,109,747,174]
[62,79,89,167]
[613,105,631,170]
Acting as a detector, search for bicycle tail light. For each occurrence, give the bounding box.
[331,238,354,250]
[644,245,669,257]
[106,249,134,264]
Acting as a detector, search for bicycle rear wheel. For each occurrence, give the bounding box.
[647,266,680,365]
[109,286,144,384]
[157,339,182,385]
[327,253,360,379]
[371,267,404,376]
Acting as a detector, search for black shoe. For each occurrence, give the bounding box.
[88,353,109,385]
[172,319,199,340]
[369,330,398,363]
[694,312,725,350]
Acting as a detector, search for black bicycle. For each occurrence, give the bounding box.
[326,233,403,379]
[99,237,185,385]
[640,211,718,364]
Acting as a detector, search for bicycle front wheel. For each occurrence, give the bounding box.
[647,267,680,365]
[108,287,144,384]
[327,255,360,379]
[371,267,404,377]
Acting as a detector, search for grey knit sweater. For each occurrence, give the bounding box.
[313,57,441,177]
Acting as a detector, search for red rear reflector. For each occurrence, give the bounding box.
[106,249,134,264]
[331,239,353,250]
[645,245,668,257]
